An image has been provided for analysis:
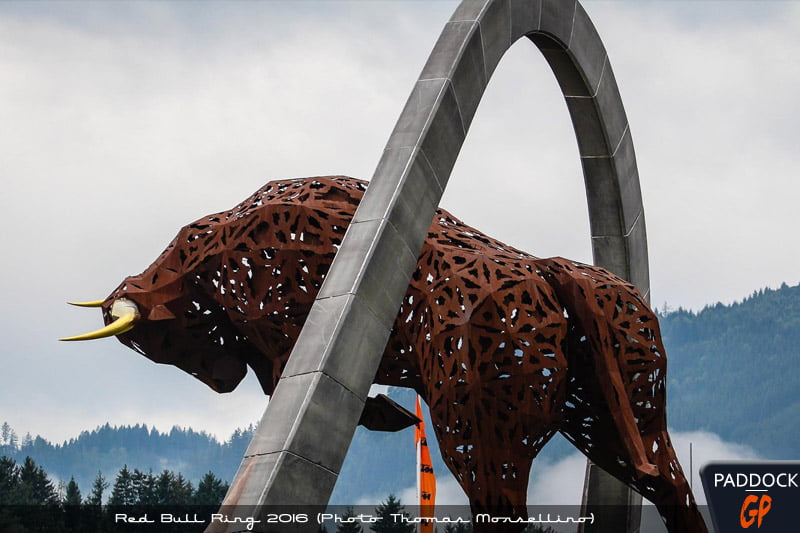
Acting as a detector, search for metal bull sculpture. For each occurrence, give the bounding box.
[63,176,707,532]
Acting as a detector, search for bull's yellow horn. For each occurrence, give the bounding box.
[67,300,106,308]
[60,298,140,341]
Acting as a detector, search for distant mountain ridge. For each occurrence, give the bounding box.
[2,282,798,502]
[0,423,255,498]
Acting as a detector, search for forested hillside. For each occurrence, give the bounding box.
[659,283,800,458]
[0,423,254,497]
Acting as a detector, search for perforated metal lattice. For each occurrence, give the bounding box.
[104,176,705,532]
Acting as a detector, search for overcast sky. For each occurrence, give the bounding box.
[0,0,797,483]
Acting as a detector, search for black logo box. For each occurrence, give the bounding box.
[701,461,800,532]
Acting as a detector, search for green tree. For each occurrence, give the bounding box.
[151,470,196,505]
[63,476,85,532]
[170,472,194,505]
[0,456,19,505]
[154,470,175,504]
[0,457,61,531]
[371,494,414,532]
[17,456,58,505]
[131,468,156,505]
[1,423,12,447]
[335,506,363,533]
[194,471,228,506]
[0,424,19,454]
[82,470,110,533]
[108,465,136,505]
[63,477,82,506]
[85,470,108,506]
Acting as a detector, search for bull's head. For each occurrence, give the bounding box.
[60,177,365,395]
[61,265,259,394]
[61,176,422,431]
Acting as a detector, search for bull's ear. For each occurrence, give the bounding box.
[148,304,176,321]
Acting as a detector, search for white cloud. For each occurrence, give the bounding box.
[528,452,589,507]
[667,430,761,506]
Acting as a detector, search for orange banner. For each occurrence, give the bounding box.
[415,396,436,533]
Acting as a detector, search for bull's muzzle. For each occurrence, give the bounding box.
[60,298,140,341]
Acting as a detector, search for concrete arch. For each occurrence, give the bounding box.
[357,0,649,295]
[218,1,648,530]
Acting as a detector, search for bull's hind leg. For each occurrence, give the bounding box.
[556,334,706,531]
[635,429,707,533]
[417,274,570,533]
[539,257,658,478]
[544,258,707,532]
[561,416,707,532]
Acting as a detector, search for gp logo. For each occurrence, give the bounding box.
[702,462,800,531]
[740,493,771,528]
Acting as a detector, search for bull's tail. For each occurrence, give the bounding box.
[538,257,658,478]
